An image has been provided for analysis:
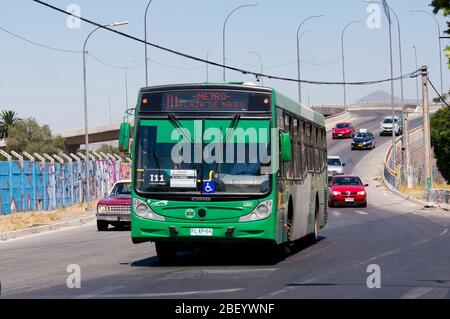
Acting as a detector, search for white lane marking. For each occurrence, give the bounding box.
[438,229,448,237]
[355,211,368,215]
[88,288,244,298]
[80,286,124,299]
[399,287,435,299]
[205,268,277,274]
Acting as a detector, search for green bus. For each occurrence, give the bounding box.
[120,83,328,263]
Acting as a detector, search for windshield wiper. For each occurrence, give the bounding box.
[213,114,242,180]
[168,114,193,143]
[153,150,161,171]
[223,114,241,145]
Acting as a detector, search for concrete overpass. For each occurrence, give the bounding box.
[59,120,134,154]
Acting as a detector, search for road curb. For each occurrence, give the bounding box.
[0,215,96,242]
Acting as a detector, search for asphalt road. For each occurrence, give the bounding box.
[1,109,449,299]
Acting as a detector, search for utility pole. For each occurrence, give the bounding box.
[403,108,412,189]
[421,66,432,201]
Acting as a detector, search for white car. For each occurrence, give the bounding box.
[327,156,345,177]
[380,116,402,136]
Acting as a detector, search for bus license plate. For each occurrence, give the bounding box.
[190,228,213,237]
[345,198,355,202]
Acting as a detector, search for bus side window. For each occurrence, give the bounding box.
[276,108,284,180]
[301,120,307,177]
[314,126,320,172]
[284,114,293,180]
[293,118,302,180]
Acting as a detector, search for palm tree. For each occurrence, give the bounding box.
[0,110,20,139]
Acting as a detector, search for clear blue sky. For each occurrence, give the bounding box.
[0,0,448,132]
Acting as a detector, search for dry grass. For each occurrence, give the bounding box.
[433,183,450,190]
[399,184,427,200]
[0,202,96,233]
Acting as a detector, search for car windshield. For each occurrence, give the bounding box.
[110,182,132,196]
[383,118,397,124]
[355,133,371,138]
[336,123,350,129]
[332,177,362,186]
[327,158,342,166]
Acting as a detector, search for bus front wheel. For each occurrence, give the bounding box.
[155,242,177,264]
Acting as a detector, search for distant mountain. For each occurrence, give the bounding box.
[355,90,401,103]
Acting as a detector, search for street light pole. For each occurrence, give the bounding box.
[82,21,128,211]
[413,45,419,105]
[411,9,444,95]
[144,0,153,87]
[206,45,219,82]
[341,20,362,110]
[296,15,323,105]
[250,51,263,86]
[222,4,258,81]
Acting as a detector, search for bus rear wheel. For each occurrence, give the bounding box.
[307,198,320,244]
[155,242,177,264]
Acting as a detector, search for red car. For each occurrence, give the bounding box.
[96,180,132,231]
[328,175,368,208]
[332,122,355,139]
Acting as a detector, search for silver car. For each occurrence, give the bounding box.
[327,156,345,177]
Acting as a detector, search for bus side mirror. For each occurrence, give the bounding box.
[119,122,131,153]
[280,132,292,162]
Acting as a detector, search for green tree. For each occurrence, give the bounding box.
[6,118,64,155]
[0,110,21,139]
[430,106,450,182]
[95,144,127,160]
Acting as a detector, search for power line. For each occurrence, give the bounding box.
[32,0,421,86]
[0,25,82,54]
[228,57,343,69]
[0,24,205,72]
[428,78,450,108]
[87,53,144,70]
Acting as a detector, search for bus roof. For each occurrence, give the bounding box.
[273,90,326,127]
[140,83,272,95]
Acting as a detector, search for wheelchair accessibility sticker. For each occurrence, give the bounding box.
[202,182,216,194]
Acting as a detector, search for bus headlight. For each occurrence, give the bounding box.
[97,205,107,214]
[240,200,273,222]
[133,199,165,221]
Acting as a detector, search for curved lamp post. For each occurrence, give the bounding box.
[222,4,258,81]
[82,21,128,211]
[296,15,323,104]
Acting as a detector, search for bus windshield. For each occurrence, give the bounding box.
[135,118,272,196]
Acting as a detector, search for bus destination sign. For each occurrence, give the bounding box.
[140,90,271,112]
[164,91,248,111]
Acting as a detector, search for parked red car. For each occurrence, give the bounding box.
[332,122,355,139]
[96,180,132,231]
[328,175,368,208]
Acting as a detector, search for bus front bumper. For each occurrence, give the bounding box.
[131,218,275,244]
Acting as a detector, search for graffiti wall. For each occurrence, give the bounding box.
[0,159,131,215]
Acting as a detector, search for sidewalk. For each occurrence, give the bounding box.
[0,205,96,242]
